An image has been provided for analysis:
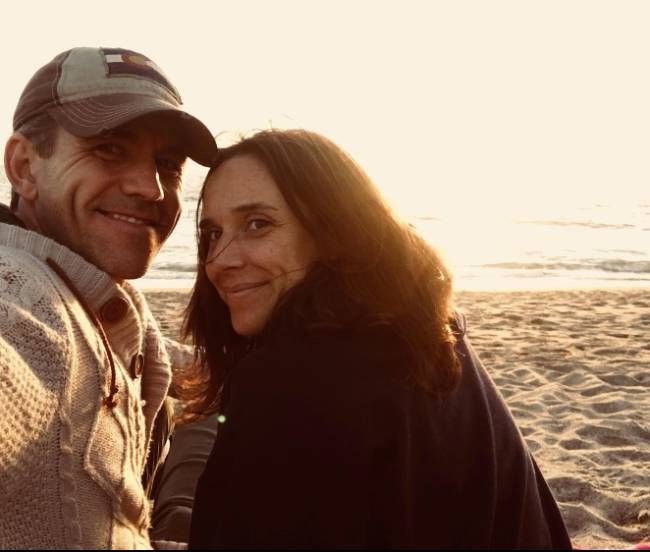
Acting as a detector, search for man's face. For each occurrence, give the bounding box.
[29,114,185,280]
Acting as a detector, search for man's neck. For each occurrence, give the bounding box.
[0,203,125,285]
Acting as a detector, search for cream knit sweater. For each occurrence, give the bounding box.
[0,223,172,549]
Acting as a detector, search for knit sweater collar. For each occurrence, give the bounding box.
[0,222,118,311]
[0,220,171,438]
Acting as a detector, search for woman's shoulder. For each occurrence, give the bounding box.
[231,324,410,406]
[278,323,406,372]
[219,323,429,465]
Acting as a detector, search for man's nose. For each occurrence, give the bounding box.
[120,161,165,201]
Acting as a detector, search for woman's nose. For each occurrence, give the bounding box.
[206,233,246,273]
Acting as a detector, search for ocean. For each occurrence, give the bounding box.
[1,171,648,291]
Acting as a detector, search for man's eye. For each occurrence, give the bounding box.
[95,143,123,157]
[157,157,184,176]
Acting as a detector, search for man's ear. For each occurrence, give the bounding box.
[4,133,39,202]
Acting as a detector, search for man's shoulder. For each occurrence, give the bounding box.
[0,244,73,334]
[0,238,45,266]
[0,242,61,298]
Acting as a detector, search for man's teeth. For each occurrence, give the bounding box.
[109,213,147,225]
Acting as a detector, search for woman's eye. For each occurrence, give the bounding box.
[247,219,271,232]
[207,228,222,242]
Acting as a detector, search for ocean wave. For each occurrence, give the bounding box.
[516,220,635,230]
[153,262,197,273]
[596,276,650,282]
[482,259,650,274]
[596,249,647,256]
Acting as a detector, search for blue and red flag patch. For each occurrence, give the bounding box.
[102,48,180,100]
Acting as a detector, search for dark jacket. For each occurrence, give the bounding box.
[0,204,25,228]
[189,309,570,549]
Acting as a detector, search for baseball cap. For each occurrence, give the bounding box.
[13,47,217,166]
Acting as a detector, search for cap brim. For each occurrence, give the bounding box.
[48,94,218,166]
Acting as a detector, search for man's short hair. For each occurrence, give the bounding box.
[17,112,58,158]
[10,112,58,209]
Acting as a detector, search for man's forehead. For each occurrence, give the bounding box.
[97,116,187,155]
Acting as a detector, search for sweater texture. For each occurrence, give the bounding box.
[0,222,171,549]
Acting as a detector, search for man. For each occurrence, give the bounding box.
[0,47,217,548]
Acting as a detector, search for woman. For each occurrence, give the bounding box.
[181,129,571,549]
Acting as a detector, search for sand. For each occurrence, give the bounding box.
[145,288,650,550]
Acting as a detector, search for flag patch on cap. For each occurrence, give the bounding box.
[102,48,180,101]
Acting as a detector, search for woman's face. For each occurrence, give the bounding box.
[201,155,318,336]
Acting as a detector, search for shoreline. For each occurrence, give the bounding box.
[135,278,650,293]
[145,288,650,549]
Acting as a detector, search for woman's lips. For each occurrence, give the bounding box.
[223,282,268,301]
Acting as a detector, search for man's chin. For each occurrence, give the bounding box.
[93,256,153,282]
[105,265,149,282]
[69,238,160,281]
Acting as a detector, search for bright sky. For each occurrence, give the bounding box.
[1,0,649,219]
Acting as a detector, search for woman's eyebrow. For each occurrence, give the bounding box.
[231,202,279,214]
[198,218,216,231]
[199,203,278,229]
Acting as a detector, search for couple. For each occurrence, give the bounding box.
[0,46,571,549]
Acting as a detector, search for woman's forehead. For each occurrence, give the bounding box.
[203,155,287,215]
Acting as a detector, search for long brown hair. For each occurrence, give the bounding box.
[179,129,459,421]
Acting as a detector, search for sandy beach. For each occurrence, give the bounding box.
[145,288,650,550]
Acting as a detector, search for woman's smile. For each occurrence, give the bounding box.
[201,154,318,336]
[222,281,269,303]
